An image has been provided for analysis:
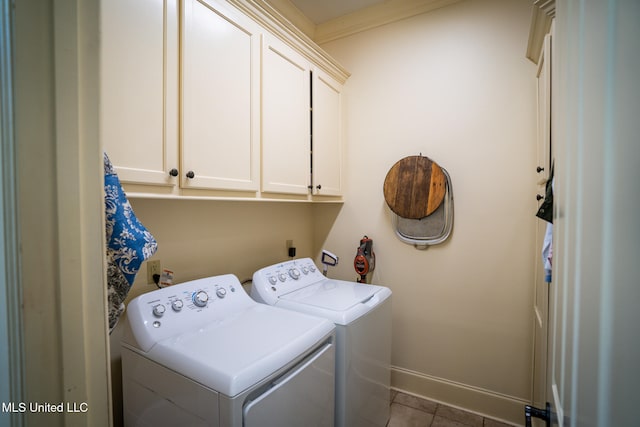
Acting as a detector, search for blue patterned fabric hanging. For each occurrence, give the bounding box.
[104,153,157,331]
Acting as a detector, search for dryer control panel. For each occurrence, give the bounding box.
[124,274,254,352]
[252,258,326,305]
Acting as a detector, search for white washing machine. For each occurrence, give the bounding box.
[251,258,392,427]
[121,273,336,427]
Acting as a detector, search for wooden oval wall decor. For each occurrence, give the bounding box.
[383,155,446,219]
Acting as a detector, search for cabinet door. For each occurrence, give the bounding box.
[182,0,260,191]
[101,0,179,186]
[311,69,343,196]
[261,35,311,195]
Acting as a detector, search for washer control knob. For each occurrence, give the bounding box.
[278,273,287,282]
[301,266,309,275]
[152,304,166,318]
[171,300,184,312]
[268,276,278,285]
[193,291,209,307]
[289,268,300,279]
[309,265,316,272]
[216,288,227,299]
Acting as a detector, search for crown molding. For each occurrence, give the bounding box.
[262,0,317,39]
[526,0,555,64]
[229,0,351,83]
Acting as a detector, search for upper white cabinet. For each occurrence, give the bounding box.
[181,0,260,192]
[311,69,343,196]
[101,0,349,200]
[261,37,345,198]
[261,35,311,195]
[101,0,179,187]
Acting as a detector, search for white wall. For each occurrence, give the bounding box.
[128,199,317,285]
[318,0,537,422]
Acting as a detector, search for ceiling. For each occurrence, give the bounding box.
[275,0,464,44]
[289,0,386,24]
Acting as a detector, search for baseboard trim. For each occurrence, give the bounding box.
[391,366,529,426]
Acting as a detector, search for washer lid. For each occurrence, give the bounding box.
[137,304,334,397]
[278,280,392,325]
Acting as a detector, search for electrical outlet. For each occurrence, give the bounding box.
[286,240,296,258]
[147,260,161,284]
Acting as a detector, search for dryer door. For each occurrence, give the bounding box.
[243,339,335,427]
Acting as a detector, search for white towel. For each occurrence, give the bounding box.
[542,222,553,283]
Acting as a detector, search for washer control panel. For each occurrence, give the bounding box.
[124,274,254,352]
[251,258,325,305]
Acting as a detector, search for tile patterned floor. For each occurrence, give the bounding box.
[387,390,515,427]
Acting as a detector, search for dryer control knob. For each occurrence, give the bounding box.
[152,304,166,318]
[268,276,278,285]
[278,273,287,282]
[216,288,227,299]
[171,300,184,312]
[289,268,300,279]
[301,266,309,274]
[193,291,209,307]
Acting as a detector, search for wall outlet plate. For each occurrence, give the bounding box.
[147,260,161,284]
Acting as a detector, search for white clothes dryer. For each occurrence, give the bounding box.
[121,274,335,427]
[251,258,392,427]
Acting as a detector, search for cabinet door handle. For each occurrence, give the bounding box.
[186,171,195,179]
[536,194,544,201]
[169,168,179,177]
[316,184,322,190]
[537,166,545,173]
